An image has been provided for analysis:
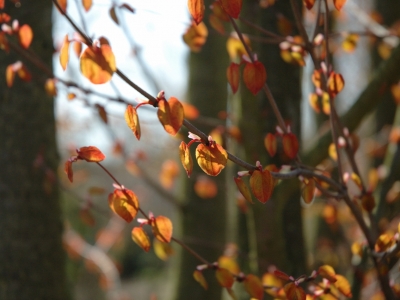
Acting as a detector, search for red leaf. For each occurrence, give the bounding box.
[243,61,266,95]
[227,62,240,94]
[282,133,299,160]
[216,268,234,288]
[18,24,33,49]
[284,282,306,300]
[57,0,67,12]
[303,0,315,10]
[273,270,291,281]
[0,0,4,9]
[64,160,73,183]
[188,0,205,25]
[264,133,277,157]
[250,169,274,203]
[244,274,264,299]
[220,0,242,19]
[77,146,105,162]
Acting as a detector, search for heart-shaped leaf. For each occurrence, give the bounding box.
[77,146,105,162]
[80,44,116,84]
[108,189,139,223]
[132,227,151,252]
[250,169,274,203]
[227,62,240,94]
[152,216,173,243]
[196,143,228,176]
[157,97,184,136]
[243,61,266,95]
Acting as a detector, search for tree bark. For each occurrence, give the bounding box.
[0,1,67,299]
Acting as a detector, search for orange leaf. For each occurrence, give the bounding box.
[125,105,141,140]
[234,177,253,204]
[282,133,299,160]
[318,265,337,283]
[152,216,173,243]
[194,176,218,199]
[64,160,73,183]
[60,34,70,71]
[209,14,225,34]
[193,270,208,290]
[311,69,322,89]
[243,61,266,95]
[327,72,345,97]
[264,133,277,157]
[96,104,108,124]
[220,0,242,19]
[157,97,184,136]
[77,146,105,162]
[226,33,251,60]
[179,142,193,178]
[80,44,116,84]
[375,232,395,253]
[17,65,31,82]
[216,268,234,288]
[333,0,346,11]
[181,102,199,120]
[73,41,82,57]
[308,93,320,113]
[18,24,33,49]
[262,273,284,298]
[153,239,174,261]
[196,143,228,176]
[45,78,57,96]
[334,274,352,298]
[218,256,240,275]
[188,0,204,25]
[284,282,306,300]
[6,64,15,87]
[109,189,139,223]
[132,227,151,252]
[159,160,180,189]
[82,0,92,12]
[301,178,315,204]
[210,1,230,21]
[183,21,208,52]
[0,0,4,9]
[57,0,67,11]
[303,0,315,10]
[227,62,240,94]
[250,169,274,203]
[274,270,291,281]
[243,274,264,300]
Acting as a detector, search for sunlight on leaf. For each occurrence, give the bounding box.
[152,216,173,243]
[77,146,105,162]
[18,24,33,49]
[179,142,193,178]
[196,143,228,176]
[80,44,116,84]
[125,105,141,140]
[157,97,184,136]
[188,0,204,25]
[132,227,151,252]
[108,189,139,223]
[183,21,208,52]
[193,270,208,290]
[216,268,234,288]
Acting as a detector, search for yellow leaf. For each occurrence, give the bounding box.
[153,238,174,261]
[82,0,92,12]
[132,227,151,252]
[196,143,228,176]
[183,21,208,52]
[108,189,139,223]
[124,105,141,140]
[193,270,208,290]
[152,216,173,243]
[157,97,184,136]
[60,34,70,71]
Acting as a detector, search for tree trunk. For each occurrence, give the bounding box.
[173,17,229,300]
[0,1,67,299]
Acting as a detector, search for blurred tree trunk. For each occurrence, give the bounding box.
[237,0,305,278]
[0,1,67,299]
[174,15,229,300]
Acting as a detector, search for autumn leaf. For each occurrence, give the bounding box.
[209,14,225,35]
[59,35,70,71]
[82,0,92,12]
[211,1,230,21]
[264,133,277,157]
[273,270,291,281]
[183,21,208,52]
[109,189,139,223]
[194,176,218,199]
[77,146,105,162]
[234,177,253,204]
[243,274,264,300]
[193,270,208,290]
[109,6,119,25]
[303,0,315,10]
[154,239,174,260]
[218,256,240,275]
[157,97,184,135]
[80,44,116,84]
[96,104,107,124]
[181,102,199,120]
[152,216,173,243]
[301,178,315,204]
[196,143,228,176]
[6,64,15,87]
[250,169,274,203]
[220,0,242,19]
[216,268,234,288]
[64,160,73,183]
[375,233,395,253]
[132,227,151,252]
[334,274,352,298]
[57,0,67,11]
[327,72,345,97]
[342,33,359,52]
[179,142,193,177]
[226,33,251,60]
[18,24,33,49]
[243,61,266,95]
[125,105,141,140]
[333,0,346,11]
[45,78,57,96]
[188,0,204,25]
[318,265,337,283]
[282,133,299,160]
[284,282,306,300]
[227,62,240,94]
